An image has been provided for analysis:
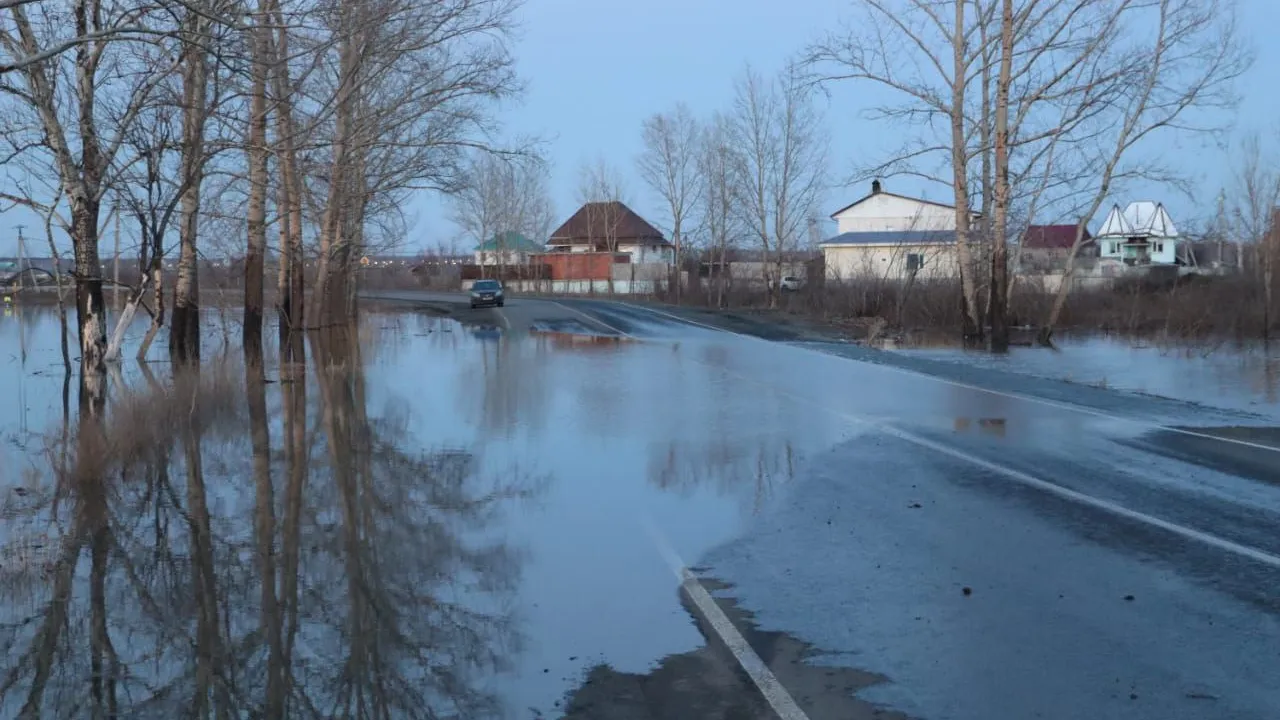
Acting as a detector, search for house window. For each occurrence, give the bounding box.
[1110,242,1119,254]
[906,253,924,272]
[1154,242,1163,253]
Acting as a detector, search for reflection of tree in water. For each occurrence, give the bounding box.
[0,323,534,719]
[308,325,530,718]
[650,436,796,515]
[462,330,553,438]
[645,341,797,514]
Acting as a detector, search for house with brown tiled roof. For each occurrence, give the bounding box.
[547,201,673,265]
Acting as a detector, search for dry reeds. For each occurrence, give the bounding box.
[61,363,246,485]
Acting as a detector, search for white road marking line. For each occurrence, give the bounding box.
[879,423,1280,569]
[641,515,812,720]
[626,302,1280,455]
[550,297,1280,717]
[596,302,1280,570]
[716,359,1280,570]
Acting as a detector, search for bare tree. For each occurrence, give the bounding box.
[810,0,1248,344]
[727,63,826,309]
[638,103,702,302]
[989,0,1013,349]
[244,0,271,358]
[450,151,555,276]
[699,113,741,308]
[169,1,237,364]
[0,2,181,400]
[576,158,629,291]
[110,109,179,363]
[576,156,630,292]
[0,0,168,74]
[309,0,522,326]
[807,0,984,333]
[577,156,630,211]
[1037,0,1248,343]
[267,0,305,346]
[1230,133,1280,336]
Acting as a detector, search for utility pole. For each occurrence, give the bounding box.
[15,224,27,292]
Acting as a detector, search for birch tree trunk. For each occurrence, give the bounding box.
[269,0,305,343]
[312,3,364,326]
[245,0,270,359]
[950,0,981,339]
[170,11,210,364]
[988,0,1014,351]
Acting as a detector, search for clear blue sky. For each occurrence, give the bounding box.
[472,0,1279,250]
[1,0,1276,257]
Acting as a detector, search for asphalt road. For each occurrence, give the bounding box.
[365,290,1280,720]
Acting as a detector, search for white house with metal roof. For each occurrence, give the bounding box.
[1095,201,1181,266]
[820,180,973,280]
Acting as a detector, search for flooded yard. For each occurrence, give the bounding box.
[887,333,1280,418]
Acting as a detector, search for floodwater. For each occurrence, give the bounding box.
[6,299,1280,720]
[885,332,1280,418]
[0,304,856,718]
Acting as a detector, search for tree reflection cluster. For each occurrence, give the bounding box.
[0,322,533,719]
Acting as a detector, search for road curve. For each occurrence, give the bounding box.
[364,290,1280,720]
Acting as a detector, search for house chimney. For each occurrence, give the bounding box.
[871,179,882,194]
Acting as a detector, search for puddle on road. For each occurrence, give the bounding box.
[531,328,635,352]
[528,318,620,339]
[560,577,908,720]
[0,306,863,719]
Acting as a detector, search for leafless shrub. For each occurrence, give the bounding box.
[1055,275,1273,338]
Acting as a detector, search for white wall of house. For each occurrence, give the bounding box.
[1098,237,1178,264]
[486,278,676,294]
[474,249,530,266]
[822,243,961,281]
[832,194,956,234]
[618,243,673,264]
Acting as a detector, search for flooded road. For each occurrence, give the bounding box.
[3,294,1280,719]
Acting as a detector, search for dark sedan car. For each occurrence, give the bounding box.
[469,279,505,309]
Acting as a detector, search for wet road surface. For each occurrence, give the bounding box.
[362,290,1280,720]
[5,293,1280,718]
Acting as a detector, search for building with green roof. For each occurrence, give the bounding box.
[474,231,545,266]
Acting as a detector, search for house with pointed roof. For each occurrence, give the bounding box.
[547,201,673,265]
[474,231,544,266]
[820,180,977,280]
[1096,201,1181,266]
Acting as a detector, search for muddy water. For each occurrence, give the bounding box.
[0,305,858,718]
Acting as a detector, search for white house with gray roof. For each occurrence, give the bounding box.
[820,180,976,281]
